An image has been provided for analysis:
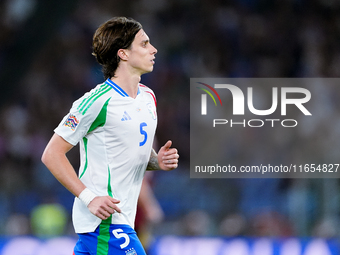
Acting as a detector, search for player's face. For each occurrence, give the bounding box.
[126,29,157,75]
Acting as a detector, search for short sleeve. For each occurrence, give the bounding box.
[54,91,108,146]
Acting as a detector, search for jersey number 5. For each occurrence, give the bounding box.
[139,122,148,146]
[112,229,130,249]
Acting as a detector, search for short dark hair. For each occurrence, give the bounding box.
[92,17,142,79]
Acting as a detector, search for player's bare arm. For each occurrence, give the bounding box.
[147,140,179,171]
[146,148,160,170]
[41,133,86,196]
[41,133,121,220]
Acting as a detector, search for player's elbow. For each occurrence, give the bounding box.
[41,146,53,168]
[41,133,72,168]
[41,149,48,166]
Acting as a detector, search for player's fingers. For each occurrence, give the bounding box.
[101,204,121,216]
[105,206,115,214]
[96,208,111,219]
[107,196,120,204]
[166,163,178,170]
[163,158,179,164]
[97,214,106,220]
[163,152,179,160]
[164,148,178,156]
[111,205,122,213]
[106,199,122,213]
[162,140,172,150]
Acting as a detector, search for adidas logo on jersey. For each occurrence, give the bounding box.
[121,111,132,121]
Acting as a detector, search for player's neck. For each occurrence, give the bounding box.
[111,70,141,99]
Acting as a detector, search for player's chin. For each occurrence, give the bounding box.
[141,67,153,75]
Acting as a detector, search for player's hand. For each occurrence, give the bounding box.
[88,196,121,220]
[157,140,179,171]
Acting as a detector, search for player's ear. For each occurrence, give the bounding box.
[117,49,129,61]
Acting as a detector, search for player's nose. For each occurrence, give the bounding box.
[151,44,157,55]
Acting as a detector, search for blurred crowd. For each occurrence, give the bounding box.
[0,0,340,242]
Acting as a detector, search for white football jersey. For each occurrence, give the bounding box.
[54,78,157,233]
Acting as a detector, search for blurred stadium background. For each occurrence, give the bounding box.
[1,0,340,254]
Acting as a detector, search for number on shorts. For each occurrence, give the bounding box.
[112,229,130,249]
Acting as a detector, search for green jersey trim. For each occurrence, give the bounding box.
[79,97,110,179]
[107,166,113,198]
[87,97,111,134]
[79,137,88,179]
[77,83,111,115]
